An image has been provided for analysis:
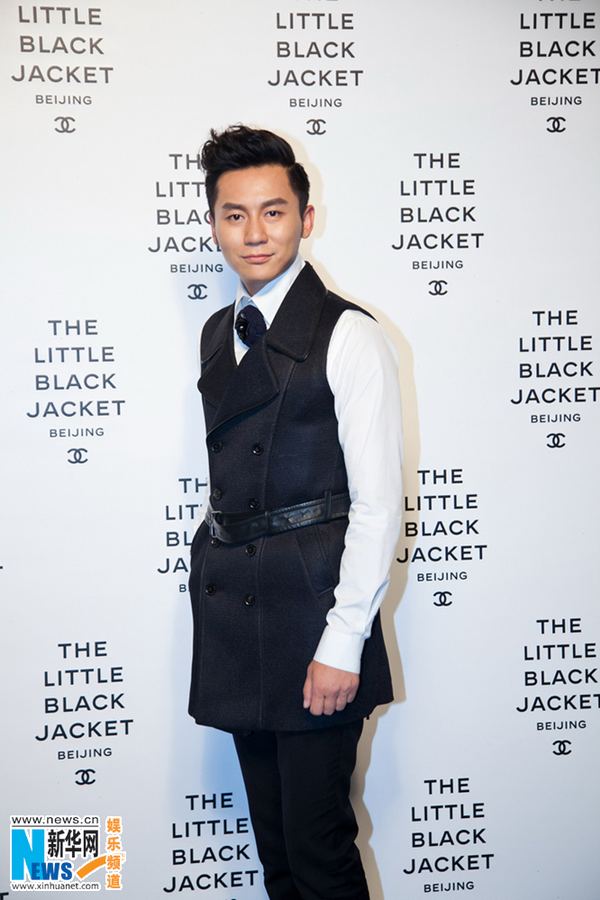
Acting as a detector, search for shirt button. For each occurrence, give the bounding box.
[210,441,223,453]
[210,537,220,548]
[248,498,260,511]
[211,488,223,502]
[245,544,256,557]
[244,594,256,607]
[205,583,216,595]
[252,443,264,456]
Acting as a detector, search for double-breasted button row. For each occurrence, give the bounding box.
[209,538,255,555]
[211,440,264,455]
[204,583,257,608]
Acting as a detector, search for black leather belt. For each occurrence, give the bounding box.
[205,491,351,544]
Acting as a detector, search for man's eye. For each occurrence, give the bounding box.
[226,213,243,221]
[266,210,282,218]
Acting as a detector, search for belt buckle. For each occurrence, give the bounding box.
[208,508,223,538]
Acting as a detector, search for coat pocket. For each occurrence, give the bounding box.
[293,524,337,596]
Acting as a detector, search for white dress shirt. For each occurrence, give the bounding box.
[230,255,403,674]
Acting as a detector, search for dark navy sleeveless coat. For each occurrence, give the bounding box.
[188,263,393,731]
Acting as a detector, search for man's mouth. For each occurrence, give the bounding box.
[242,253,274,263]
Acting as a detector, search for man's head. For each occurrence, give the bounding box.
[202,126,314,295]
[201,125,310,218]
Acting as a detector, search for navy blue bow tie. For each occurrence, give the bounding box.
[235,305,267,348]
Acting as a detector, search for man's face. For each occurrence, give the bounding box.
[210,164,314,296]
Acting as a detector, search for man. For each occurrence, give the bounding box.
[188,125,403,900]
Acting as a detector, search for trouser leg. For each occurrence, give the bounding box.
[277,721,369,900]
[234,721,369,900]
[233,730,303,900]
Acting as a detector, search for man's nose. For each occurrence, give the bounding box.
[244,215,267,245]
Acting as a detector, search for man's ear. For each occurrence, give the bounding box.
[301,204,315,240]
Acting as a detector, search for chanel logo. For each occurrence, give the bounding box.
[306,119,326,136]
[428,280,448,296]
[67,448,88,464]
[54,116,76,133]
[546,116,566,134]
[546,433,566,449]
[552,740,572,756]
[433,591,453,607]
[75,768,96,785]
[187,283,208,300]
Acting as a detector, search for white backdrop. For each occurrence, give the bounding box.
[1,0,599,897]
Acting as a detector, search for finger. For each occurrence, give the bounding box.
[335,694,347,712]
[310,694,325,716]
[322,693,337,716]
[302,672,312,710]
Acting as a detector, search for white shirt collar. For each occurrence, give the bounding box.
[234,254,305,329]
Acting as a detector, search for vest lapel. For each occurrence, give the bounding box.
[266,263,327,361]
[198,305,280,436]
[197,263,328,436]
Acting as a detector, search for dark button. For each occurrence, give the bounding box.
[248,498,260,511]
[205,583,216,595]
[210,537,220,548]
[211,488,223,501]
[252,443,264,456]
[245,544,256,557]
[213,512,223,524]
[210,441,223,453]
[244,594,256,607]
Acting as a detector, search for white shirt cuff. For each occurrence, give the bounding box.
[312,625,365,674]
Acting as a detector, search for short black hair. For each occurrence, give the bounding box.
[201,125,310,217]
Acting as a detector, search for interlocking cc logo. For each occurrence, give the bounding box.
[306,119,326,136]
[546,117,566,134]
[54,116,76,134]
[546,433,566,449]
[187,283,208,300]
[552,740,572,756]
[75,768,96,785]
[67,448,88,464]
[433,591,453,607]
[428,280,448,296]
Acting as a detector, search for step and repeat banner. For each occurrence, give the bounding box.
[1,0,599,897]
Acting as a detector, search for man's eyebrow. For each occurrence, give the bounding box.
[220,197,290,211]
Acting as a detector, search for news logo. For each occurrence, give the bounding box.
[10,814,126,890]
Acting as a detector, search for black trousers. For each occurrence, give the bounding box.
[233,720,369,900]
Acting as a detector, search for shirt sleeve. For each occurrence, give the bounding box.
[312,310,403,673]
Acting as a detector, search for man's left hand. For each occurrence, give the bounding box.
[302,660,360,716]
